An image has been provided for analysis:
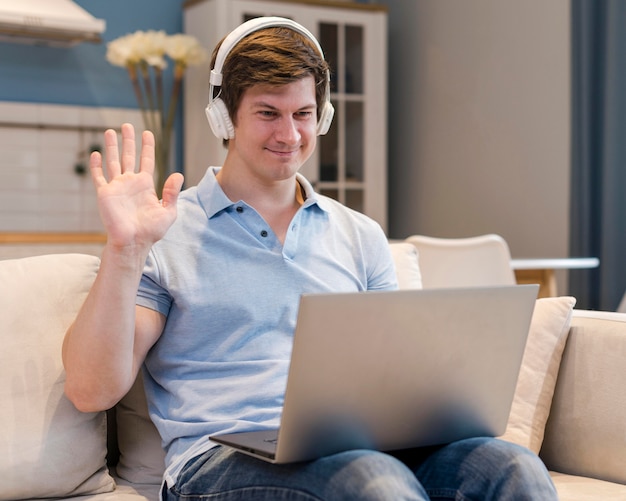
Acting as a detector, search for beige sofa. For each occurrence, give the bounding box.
[1,246,625,500]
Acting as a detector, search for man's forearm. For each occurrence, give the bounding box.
[62,244,150,412]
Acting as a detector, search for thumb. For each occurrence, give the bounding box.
[161,172,184,208]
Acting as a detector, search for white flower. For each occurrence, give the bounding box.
[104,30,207,196]
[136,30,168,69]
[106,30,169,69]
[165,34,207,66]
[106,32,141,67]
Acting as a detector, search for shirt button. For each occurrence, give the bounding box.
[260,230,268,237]
[236,206,243,213]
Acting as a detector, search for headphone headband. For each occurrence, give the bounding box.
[206,16,334,139]
[210,16,325,87]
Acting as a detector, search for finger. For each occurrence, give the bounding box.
[120,123,137,173]
[161,172,184,208]
[103,128,121,179]
[89,150,107,188]
[139,130,156,176]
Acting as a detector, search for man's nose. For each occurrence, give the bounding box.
[275,116,301,143]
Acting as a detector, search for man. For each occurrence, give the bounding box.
[63,17,558,500]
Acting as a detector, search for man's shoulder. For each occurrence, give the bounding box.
[316,194,383,231]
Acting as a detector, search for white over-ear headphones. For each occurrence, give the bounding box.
[205,16,335,140]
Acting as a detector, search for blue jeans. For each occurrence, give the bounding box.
[164,437,558,500]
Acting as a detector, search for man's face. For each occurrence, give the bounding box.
[229,76,318,183]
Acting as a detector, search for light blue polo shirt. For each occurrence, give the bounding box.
[136,167,397,487]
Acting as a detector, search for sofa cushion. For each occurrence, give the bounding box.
[54,474,160,501]
[499,296,576,454]
[115,371,166,484]
[541,311,626,485]
[549,472,626,501]
[0,253,115,500]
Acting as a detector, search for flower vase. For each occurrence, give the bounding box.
[105,29,207,199]
[154,133,170,200]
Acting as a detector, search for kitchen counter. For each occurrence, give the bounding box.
[0,232,106,260]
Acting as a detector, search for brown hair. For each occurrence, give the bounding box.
[210,26,330,129]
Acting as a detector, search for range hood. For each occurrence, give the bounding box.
[0,0,105,48]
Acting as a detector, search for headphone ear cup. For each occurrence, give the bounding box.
[205,98,235,140]
[316,101,335,136]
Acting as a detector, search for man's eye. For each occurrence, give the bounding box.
[296,111,314,119]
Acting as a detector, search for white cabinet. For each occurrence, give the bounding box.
[183,0,388,230]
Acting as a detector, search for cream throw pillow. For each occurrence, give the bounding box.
[389,242,423,289]
[0,254,115,500]
[499,296,576,453]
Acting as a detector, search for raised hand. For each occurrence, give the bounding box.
[90,123,184,251]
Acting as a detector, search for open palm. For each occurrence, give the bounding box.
[90,124,184,249]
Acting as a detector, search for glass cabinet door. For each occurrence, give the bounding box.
[318,22,365,214]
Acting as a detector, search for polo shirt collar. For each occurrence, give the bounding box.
[196,167,329,219]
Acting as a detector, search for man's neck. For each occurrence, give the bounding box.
[216,165,303,244]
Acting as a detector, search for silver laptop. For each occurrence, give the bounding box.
[210,284,538,463]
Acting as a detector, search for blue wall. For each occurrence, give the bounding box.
[0,1,186,170]
[0,0,185,107]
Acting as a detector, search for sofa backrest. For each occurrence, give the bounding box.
[540,310,626,484]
